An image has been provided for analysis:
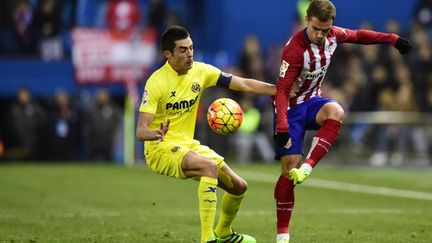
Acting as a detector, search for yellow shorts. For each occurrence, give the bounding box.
[145,139,225,179]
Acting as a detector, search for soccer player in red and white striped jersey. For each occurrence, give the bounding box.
[272,1,412,242]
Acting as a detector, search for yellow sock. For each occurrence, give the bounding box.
[198,176,218,243]
[214,192,244,238]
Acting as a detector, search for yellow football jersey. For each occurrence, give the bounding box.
[139,61,221,147]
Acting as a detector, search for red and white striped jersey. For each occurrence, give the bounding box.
[274,26,399,132]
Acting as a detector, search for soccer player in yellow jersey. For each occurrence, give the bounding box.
[136,25,275,243]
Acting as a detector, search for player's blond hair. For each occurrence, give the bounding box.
[307,0,336,22]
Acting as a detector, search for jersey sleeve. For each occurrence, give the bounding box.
[139,75,160,114]
[274,43,304,132]
[202,63,222,88]
[333,26,399,46]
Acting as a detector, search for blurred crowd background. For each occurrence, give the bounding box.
[0,0,430,167]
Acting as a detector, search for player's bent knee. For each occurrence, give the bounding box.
[333,105,345,121]
[231,178,248,195]
[325,102,345,121]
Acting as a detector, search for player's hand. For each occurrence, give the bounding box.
[289,81,300,98]
[273,131,292,149]
[395,37,412,55]
[156,119,170,143]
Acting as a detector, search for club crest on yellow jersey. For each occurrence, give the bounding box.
[191,82,201,93]
[171,146,180,152]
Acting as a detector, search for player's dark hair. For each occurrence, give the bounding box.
[307,0,336,22]
[160,25,190,52]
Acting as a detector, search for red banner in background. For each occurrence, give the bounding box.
[71,28,158,84]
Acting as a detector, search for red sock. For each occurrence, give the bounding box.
[274,175,295,234]
[306,119,342,168]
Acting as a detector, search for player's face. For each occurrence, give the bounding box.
[166,37,194,75]
[305,16,333,46]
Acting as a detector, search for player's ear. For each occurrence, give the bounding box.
[304,15,309,24]
[163,50,172,59]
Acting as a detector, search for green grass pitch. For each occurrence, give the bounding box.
[0,163,431,242]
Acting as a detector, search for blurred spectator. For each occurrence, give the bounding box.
[369,88,397,166]
[44,90,80,160]
[414,0,432,30]
[410,21,430,48]
[369,63,428,166]
[349,64,391,146]
[359,43,382,74]
[238,35,264,79]
[386,18,402,36]
[33,0,63,60]
[147,0,167,33]
[265,44,283,83]
[164,10,181,28]
[85,89,122,161]
[234,94,274,164]
[427,77,432,118]
[409,25,432,112]
[351,64,390,112]
[341,56,368,107]
[6,87,46,159]
[0,1,15,54]
[395,64,431,165]
[11,0,36,54]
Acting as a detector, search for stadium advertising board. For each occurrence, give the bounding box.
[71,28,157,84]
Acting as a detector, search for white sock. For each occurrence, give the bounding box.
[276,233,290,241]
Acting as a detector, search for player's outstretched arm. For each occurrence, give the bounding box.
[136,112,170,142]
[336,28,412,55]
[228,75,276,96]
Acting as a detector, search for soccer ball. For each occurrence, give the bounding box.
[207,98,243,135]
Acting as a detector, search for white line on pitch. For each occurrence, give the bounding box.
[237,170,432,201]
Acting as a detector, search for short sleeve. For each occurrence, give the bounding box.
[139,76,160,114]
[202,63,222,88]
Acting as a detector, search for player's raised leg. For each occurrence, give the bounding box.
[291,102,343,184]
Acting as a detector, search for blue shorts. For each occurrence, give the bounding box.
[273,96,335,159]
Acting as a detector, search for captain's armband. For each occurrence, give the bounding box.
[216,72,233,88]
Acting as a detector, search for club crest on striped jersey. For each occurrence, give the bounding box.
[279,60,289,78]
